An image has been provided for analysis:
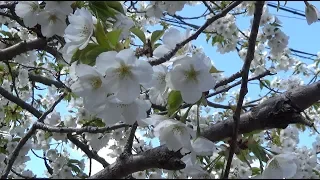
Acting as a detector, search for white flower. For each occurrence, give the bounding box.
[113,14,135,39]
[166,53,216,104]
[305,3,319,25]
[64,8,94,51]
[94,96,150,125]
[153,27,191,66]
[44,110,61,126]
[45,1,74,15]
[15,1,40,28]
[191,137,216,156]
[18,68,29,88]
[95,49,153,104]
[262,153,297,179]
[145,2,164,18]
[70,63,109,107]
[149,65,169,105]
[154,119,195,151]
[181,153,208,178]
[37,10,67,37]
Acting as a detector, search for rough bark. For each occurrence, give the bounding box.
[90,81,320,179]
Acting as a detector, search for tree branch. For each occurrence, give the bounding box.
[67,134,109,168]
[34,122,130,134]
[88,145,185,179]
[1,93,66,179]
[223,2,264,178]
[149,1,243,66]
[0,39,48,62]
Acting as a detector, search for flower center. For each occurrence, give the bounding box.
[172,125,184,135]
[116,62,132,79]
[90,77,102,89]
[81,25,90,37]
[30,2,38,12]
[48,14,58,23]
[157,73,166,84]
[184,64,199,82]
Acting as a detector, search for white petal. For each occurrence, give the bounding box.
[131,60,153,87]
[163,28,182,49]
[122,103,139,125]
[153,45,170,58]
[95,51,118,74]
[116,49,136,65]
[197,72,215,92]
[191,137,215,156]
[181,89,202,104]
[116,78,140,104]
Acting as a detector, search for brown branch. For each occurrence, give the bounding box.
[223,1,264,178]
[67,134,109,168]
[0,39,47,62]
[149,1,243,66]
[214,71,242,89]
[34,122,130,134]
[1,93,66,179]
[207,70,273,98]
[123,122,138,155]
[88,145,185,179]
[0,86,42,118]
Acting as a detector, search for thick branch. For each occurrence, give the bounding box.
[34,122,130,134]
[88,145,185,179]
[0,39,47,62]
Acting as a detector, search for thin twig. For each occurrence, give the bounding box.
[149,1,243,66]
[223,1,264,179]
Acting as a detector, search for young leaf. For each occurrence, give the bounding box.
[106,29,122,48]
[167,90,183,116]
[130,27,146,44]
[210,65,224,73]
[95,20,111,49]
[82,46,106,65]
[151,30,165,45]
[248,141,269,163]
[105,1,125,14]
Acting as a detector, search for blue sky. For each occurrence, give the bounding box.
[17,1,320,177]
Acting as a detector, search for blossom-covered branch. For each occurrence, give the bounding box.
[149,1,243,66]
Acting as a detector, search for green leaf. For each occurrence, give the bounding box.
[259,81,264,90]
[82,46,106,65]
[95,21,111,49]
[89,2,117,22]
[68,163,81,174]
[153,43,162,49]
[130,27,146,44]
[211,35,224,46]
[206,34,211,43]
[251,167,261,175]
[76,44,106,65]
[264,79,271,87]
[105,1,125,14]
[209,65,224,73]
[167,90,183,116]
[71,49,81,64]
[180,105,193,123]
[68,159,81,165]
[248,141,269,163]
[151,30,165,45]
[106,29,122,48]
